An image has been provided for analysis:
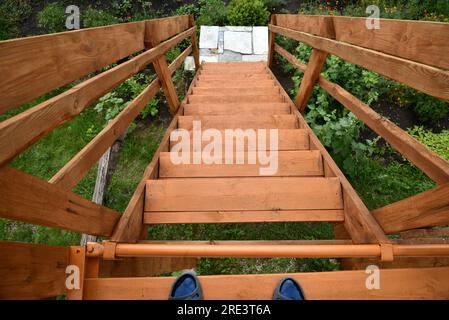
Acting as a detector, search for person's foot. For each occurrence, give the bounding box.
[168,271,203,300]
[272,277,305,300]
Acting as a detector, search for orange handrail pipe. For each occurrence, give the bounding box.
[86,242,449,260]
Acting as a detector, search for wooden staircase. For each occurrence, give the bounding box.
[144,62,344,226]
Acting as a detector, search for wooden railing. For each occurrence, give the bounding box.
[0,15,199,238]
[268,14,449,236]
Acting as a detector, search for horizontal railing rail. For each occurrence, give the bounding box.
[268,14,449,235]
[0,15,199,237]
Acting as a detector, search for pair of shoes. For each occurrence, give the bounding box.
[168,271,305,300]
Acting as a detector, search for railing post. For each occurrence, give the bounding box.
[189,15,200,69]
[147,39,180,114]
[267,14,277,68]
[294,49,328,114]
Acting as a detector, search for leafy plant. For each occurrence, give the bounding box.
[94,92,127,121]
[83,8,119,28]
[228,0,271,26]
[37,2,66,33]
[175,4,200,18]
[0,0,32,40]
[413,94,448,124]
[140,98,160,119]
[197,0,228,26]
[408,126,449,161]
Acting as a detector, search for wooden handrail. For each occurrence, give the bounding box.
[271,25,449,185]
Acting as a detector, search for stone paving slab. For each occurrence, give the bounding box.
[224,31,253,54]
[199,26,219,49]
[253,27,269,54]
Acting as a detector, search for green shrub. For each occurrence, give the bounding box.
[37,2,66,33]
[0,0,32,40]
[197,0,228,26]
[228,0,270,26]
[413,94,448,124]
[83,8,119,28]
[175,4,200,18]
[408,126,449,161]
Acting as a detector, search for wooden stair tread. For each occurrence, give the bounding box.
[194,80,276,88]
[198,74,272,81]
[191,87,279,96]
[144,210,344,224]
[83,267,449,300]
[188,94,283,104]
[183,103,290,115]
[178,115,298,129]
[169,129,310,151]
[159,150,324,178]
[145,177,343,212]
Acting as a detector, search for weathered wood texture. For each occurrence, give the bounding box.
[0,21,145,113]
[318,77,449,185]
[0,26,194,168]
[264,64,389,244]
[99,257,198,277]
[372,183,449,234]
[50,79,161,190]
[269,24,449,102]
[0,167,120,236]
[84,267,449,299]
[274,14,449,70]
[0,241,68,299]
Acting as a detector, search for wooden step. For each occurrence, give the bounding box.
[144,209,344,224]
[195,80,276,88]
[188,94,283,104]
[177,115,298,130]
[183,103,290,115]
[191,87,279,96]
[145,177,343,212]
[159,150,324,178]
[169,129,310,151]
[199,74,272,81]
[83,267,449,299]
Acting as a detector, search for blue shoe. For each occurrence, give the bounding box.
[272,277,305,300]
[169,271,203,300]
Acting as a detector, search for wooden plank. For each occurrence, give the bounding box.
[195,79,276,88]
[318,77,449,184]
[145,177,343,212]
[67,246,86,300]
[188,15,200,69]
[263,64,389,244]
[0,241,68,299]
[99,257,197,278]
[332,16,449,71]
[294,49,328,113]
[275,14,449,70]
[159,150,324,178]
[191,87,279,96]
[138,240,353,245]
[49,79,161,190]
[0,27,195,168]
[340,257,449,271]
[184,102,290,115]
[268,14,277,67]
[274,43,307,72]
[0,167,120,236]
[178,115,298,130]
[171,129,310,151]
[145,15,190,46]
[110,60,204,242]
[144,209,344,224]
[0,21,145,113]
[275,14,336,38]
[198,74,272,81]
[152,56,180,114]
[372,183,449,234]
[84,267,449,299]
[269,24,449,102]
[188,94,283,104]
[400,227,449,239]
[200,69,267,75]
[201,62,266,71]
